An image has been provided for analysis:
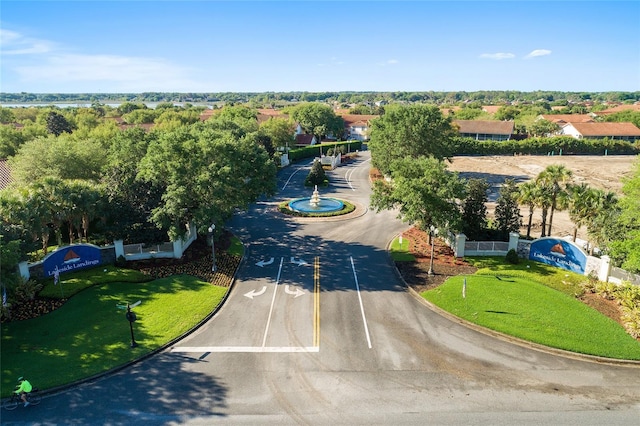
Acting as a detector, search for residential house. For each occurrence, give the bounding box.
[538,114,596,125]
[481,105,501,115]
[295,133,318,147]
[453,120,514,141]
[593,103,640,116]
[339,114,378,141]
[256,109,303,136]
[559,122,640,142]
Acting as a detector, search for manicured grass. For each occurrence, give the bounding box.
[466,256,586,297]
[227,236,245,257]
[1,276,228,397]
[390,236,415,262]
[423,274,640,360]
[38,264,152,299]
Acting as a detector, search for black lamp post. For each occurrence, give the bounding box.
[125,303,138,348]
[208,224,216,272]
[428,225,439,276]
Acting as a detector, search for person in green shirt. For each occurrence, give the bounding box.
[14,377,32,407]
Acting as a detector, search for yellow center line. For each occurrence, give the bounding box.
[314,256,320,348]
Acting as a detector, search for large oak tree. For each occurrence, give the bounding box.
[370,156,464,233]
[137,122,277,240]
[368,104,456,176]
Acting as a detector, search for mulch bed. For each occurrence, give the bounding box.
[2,235,240,323]
[4,226,628,334]
[396,227,477,292]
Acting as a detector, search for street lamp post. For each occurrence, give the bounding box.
[428,225,439,276]
[208,224,216,272]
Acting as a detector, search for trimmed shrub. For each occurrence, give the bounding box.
[505,248,519,264]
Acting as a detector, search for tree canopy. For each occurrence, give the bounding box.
[290,103,344,141]
[608,159,640,272]
[368,104,456,176]
[370,156,464,232]
[137,123,276,239]
[8,134,107,185]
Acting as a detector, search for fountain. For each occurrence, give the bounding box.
[309,185,321,207]
[289,185,344,214]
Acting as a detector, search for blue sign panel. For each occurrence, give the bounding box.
[529,238,587,274]
[42,244,102,278]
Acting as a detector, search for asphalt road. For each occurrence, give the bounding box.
[3,151,640,425]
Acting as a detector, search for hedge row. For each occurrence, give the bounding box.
[288,140,363,162]
[450,136,640,156]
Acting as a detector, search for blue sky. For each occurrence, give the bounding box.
[1,1,638,93]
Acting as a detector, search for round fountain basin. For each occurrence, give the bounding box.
[289,197,344,213]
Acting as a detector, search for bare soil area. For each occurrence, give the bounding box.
[446,155,637,240]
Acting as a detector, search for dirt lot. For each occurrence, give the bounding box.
[446,155,638,240]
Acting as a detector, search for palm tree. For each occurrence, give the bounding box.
[537,183,554,238]
[585,189,618,254]
[536,165,573,236]
[567,183,592,242]
[517,181,538,239]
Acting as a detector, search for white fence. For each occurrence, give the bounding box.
[115,222,198,261]
[450,232,635,285]
[320,153,341,170]
[464,241,509,256]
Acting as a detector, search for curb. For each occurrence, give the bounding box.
[389,232,640,368]
[13,249,247,400]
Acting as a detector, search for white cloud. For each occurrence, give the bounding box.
[14,53,198,91]
[480,53,515,60]
[377,59,399,67]
[0,29,54,55]
[1,29,201,91]
[525,49,552,58]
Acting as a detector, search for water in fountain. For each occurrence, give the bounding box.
[289,185,344,213]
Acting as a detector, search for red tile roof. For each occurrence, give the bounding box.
[481,105,501,114]
[596,104,640,115]
[339,114,379,127]
[453,120,514,135]
[295,134,316,145]
[564,122,640,137]
[539,114,595,124]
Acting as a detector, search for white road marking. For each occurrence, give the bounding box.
[244,286,267,299]
[345,157,371,191]
[284,284,305,298]
[282,164,309,190]
[350,256,372,349]
[171,346,319,353]
[262,257,284,347]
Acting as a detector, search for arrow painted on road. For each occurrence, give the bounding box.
[256,257,275,267]
[244,286,267,299]
[290,257,308,266]
[285,285,305,298]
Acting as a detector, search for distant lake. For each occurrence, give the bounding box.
[0,102,215,109]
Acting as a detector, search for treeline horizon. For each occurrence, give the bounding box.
[1,90,639,105]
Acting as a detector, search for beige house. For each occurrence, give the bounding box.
[453,120,514,141]
[538,114,595,124]
[559,122,640,142]
[339,114,378,141]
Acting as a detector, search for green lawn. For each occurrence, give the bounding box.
[390,235,415,262]
[1,275,228,397]
[423,273,640,360]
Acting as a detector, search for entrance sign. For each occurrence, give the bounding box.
[42,244,102,278]
[529,237,586,274]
